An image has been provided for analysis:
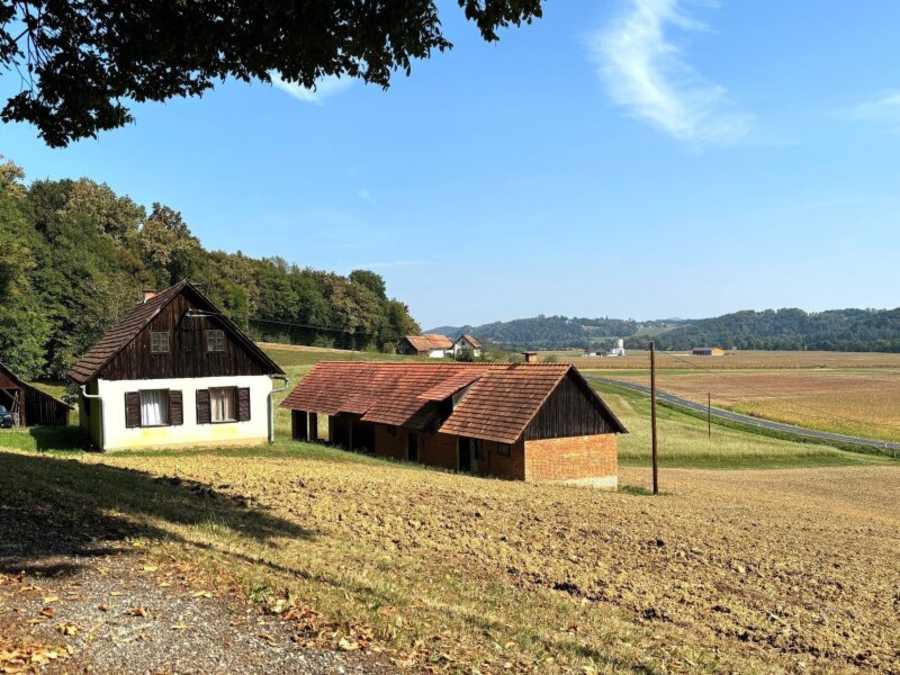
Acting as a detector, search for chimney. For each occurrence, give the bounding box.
[523,351,538,364]
[143,289,157,303]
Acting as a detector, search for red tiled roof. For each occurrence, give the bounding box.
[67,280,282,384]
[281,362,623,443]
[402,334,453,352]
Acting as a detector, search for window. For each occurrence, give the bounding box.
[497,443,511,457]
[206,329,225,352]
[140,390,169,427]
[150,330,170,353]
[210,387,236,423]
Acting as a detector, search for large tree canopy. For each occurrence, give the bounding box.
[1,1,543,146]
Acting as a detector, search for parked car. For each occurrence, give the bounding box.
[0,405,12,428]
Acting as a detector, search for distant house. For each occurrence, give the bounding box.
[281,362,627,488]
[397,334,453,358]
[0,361,71,426]
[450,334,482,358]
[67,281,285,451]
[691,347,725,357]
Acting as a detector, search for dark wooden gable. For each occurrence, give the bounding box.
[524,370,625,441]
[97,287,277,381]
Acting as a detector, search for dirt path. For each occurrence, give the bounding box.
[0,548,392,674]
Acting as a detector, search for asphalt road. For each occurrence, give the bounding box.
[591,377,900,456]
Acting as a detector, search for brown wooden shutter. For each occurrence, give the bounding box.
[168,390,183,426]
[125,392,141,428]
[196,389,210,424]
[237,387,251,422]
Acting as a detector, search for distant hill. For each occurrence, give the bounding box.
[643,308,900,352]
[430,308,900,352]
[428,315,682,350]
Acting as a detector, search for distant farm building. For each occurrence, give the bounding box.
[691,347,725,357]
[281,362,626,488]
[397,334,453,358]
[450,334,482,358]
[607,338,626,357]
[0,361,71,426]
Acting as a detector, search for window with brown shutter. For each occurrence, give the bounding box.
[196,389,211,424]
[124,392,141,428]
[169,390,183,426]
[237,387,251,422]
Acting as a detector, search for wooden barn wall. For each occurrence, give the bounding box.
[24,387,69,426]
[98,294,271,381]
[524,372,617,441]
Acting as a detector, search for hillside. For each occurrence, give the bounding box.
[0,158,419,379]
[429,316,680,350]
[642,308,900,352]
[431,308,900,353]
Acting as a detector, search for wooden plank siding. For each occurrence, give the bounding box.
[98,293,273,381]
[524,371,620,441]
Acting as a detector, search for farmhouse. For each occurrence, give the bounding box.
[692,347,725,356]
[0,361,71,426]
[68,281,285,451]
[450,334,483,358]
[281,362,626,487]
[397,334,453,358]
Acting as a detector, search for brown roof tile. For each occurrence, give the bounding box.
[67,280,282,384]
[402,334,453,352]
[280,362,621,444]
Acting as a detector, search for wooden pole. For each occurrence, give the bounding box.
[650,341,659,495]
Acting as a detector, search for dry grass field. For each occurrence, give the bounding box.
[601,369,900,443]
[2,347,897,672]
[2,447,896,673]
[545,349,900,370]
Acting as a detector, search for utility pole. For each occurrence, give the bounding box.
[650,341,659,495]
[707,392,712,440]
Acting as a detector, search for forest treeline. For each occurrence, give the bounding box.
[636,308,900,352]
[434,308,900,353]
[0,158,419,380]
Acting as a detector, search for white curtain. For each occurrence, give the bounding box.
[211,388,234,422]
[140,390,168,426]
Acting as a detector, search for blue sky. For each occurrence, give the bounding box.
[4,0,900,328]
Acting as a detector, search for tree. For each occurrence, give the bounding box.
[1,1,544,146]
[350,269,387,300]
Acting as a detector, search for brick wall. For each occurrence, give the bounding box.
[524,434,618,484]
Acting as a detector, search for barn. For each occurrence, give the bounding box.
[0,361,71,426]
[67,281,285,451]
[396,334,453,358]
[281,362,626,487]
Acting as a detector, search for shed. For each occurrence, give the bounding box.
[281,362,626,488]
[397,334,453,358]
[0,361,71,426]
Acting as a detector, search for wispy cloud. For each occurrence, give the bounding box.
[847,90,900,130]
[269,73,353,105]
[356,188,374,203]
[589,0,750,144]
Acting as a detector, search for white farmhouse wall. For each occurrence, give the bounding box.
[428,349,447,358]
[96,374,273,451]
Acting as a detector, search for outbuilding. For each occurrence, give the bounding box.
[67,281,286,451]
[397,334,453,358]
[0,361,71,426]
[281,362,626,488]
[450,334,483,358]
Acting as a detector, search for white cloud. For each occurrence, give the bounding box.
[589,0,750,143]
[357,188,374,203]
[847,90,900,129]
[269,73,353,105]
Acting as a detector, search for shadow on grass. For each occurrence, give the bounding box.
[29,425,88,452]
[0,451,314,577]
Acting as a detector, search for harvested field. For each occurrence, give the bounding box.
[1,447,896,673]
[548,349,900,370]
[602,369,900,442]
